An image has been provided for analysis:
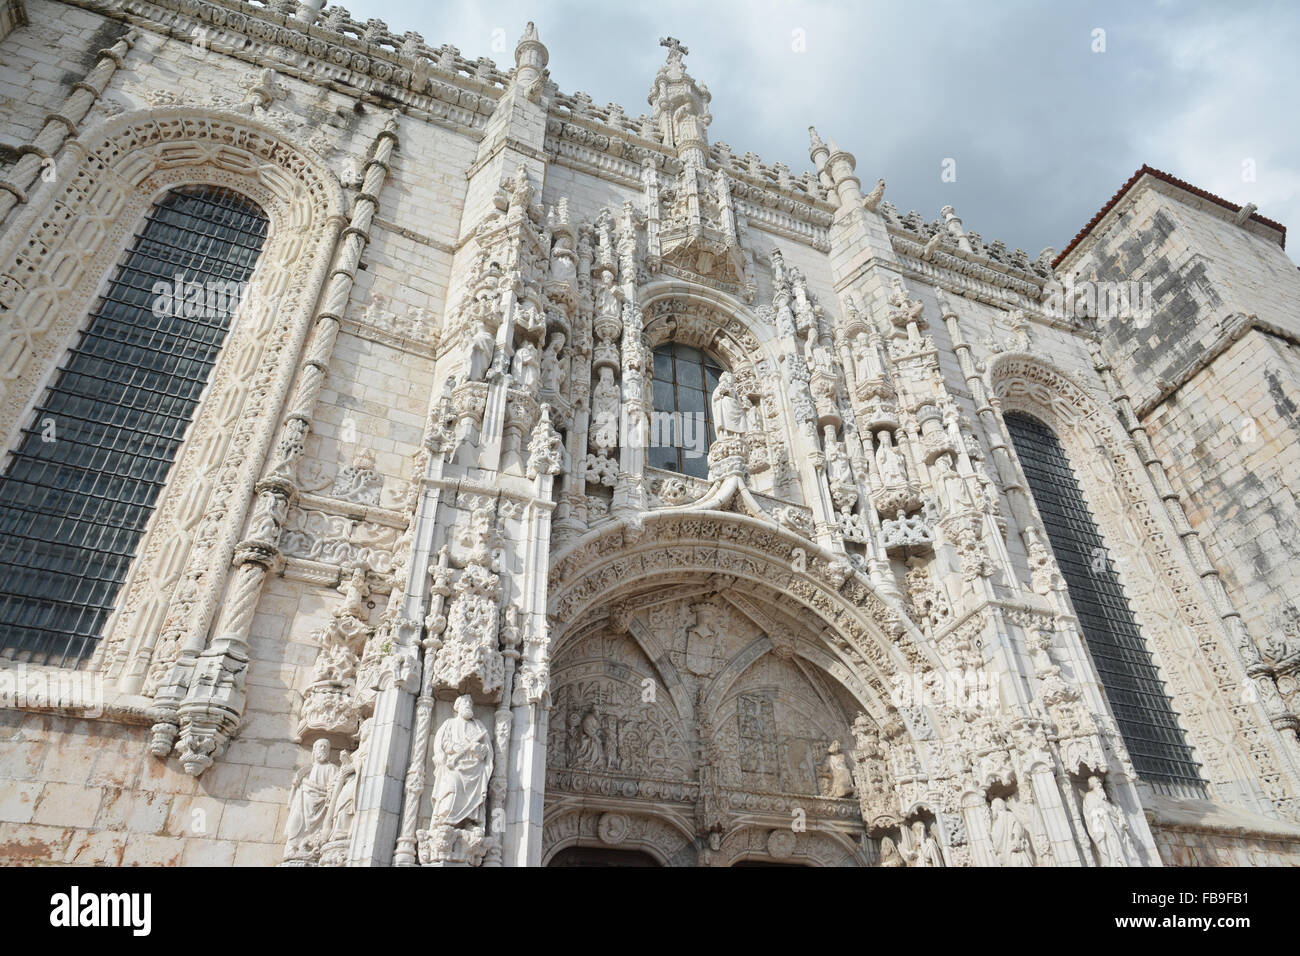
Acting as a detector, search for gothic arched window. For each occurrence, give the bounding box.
[649,343,722,480]
[1004,411,1205,797]
[0,185,269,667]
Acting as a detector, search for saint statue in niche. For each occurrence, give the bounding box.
[540,332,568,393]
[1082,775,1137,866]
[574,709,604,769]
[430,695,493,828]
[511,339,540,390]
[710,372,749,437]
[285,739,338,855]
[590,366,621,451]
[685,601,720,676]
[874,430,907,485]
[325,749,359,843]
[469,321,495,381]
[989,796,1034,866]
[820,740,855,798]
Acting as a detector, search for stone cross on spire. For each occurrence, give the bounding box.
[659,36,689,61]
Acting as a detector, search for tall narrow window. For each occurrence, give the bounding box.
[0,186,268,667]
[648,343,722,480]
[1004,411,1205,798]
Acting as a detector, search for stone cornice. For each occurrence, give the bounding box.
[59,0,840,244]
[888,230,1048,299]
[68,0,502,137]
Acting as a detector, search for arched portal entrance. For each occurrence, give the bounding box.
[541,507,947,866]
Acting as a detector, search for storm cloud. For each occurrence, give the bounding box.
[357,0,1300,263]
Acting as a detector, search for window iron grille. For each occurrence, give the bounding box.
[648,342,723,480]
[0,186,268,667]
[1004,411,1206,798]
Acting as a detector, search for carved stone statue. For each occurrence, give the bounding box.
[921,822,945,867]
[430,695,493,827]
[511,339,540,390]
[285,739,338,857]
[825,428,854,487]
[990,796,1034,867]
[875,431,907,485]
[1082,775,1136,866]
[590,366,621,451]
[685,602,720,676]
[596,271,620,316]
[878,835,905,867]
[324,749,359,843]
[902,819,944,867]
[574,709,604,769]
[469,321,495,381]
[820,739,854,798]
[803,326,831,373]
[710,371,749,437]
[934,453,973,511]
[540,332,568,393]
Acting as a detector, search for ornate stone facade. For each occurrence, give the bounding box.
[2,0,1299,867]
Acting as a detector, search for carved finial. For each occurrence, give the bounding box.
[514,21,548,92]
[809,125,826,153]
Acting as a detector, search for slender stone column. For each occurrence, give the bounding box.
[506,469,559,867]
[0,30,135,225]
[391,545,452,866]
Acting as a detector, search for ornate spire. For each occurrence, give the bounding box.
[808,125,827,157]
[648,34,711,167]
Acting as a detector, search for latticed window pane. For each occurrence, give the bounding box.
[0,186,268,667]
[1005,411,1206,798]
[650,343,723,480]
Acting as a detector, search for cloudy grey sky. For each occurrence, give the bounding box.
[353,0,1300,264]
